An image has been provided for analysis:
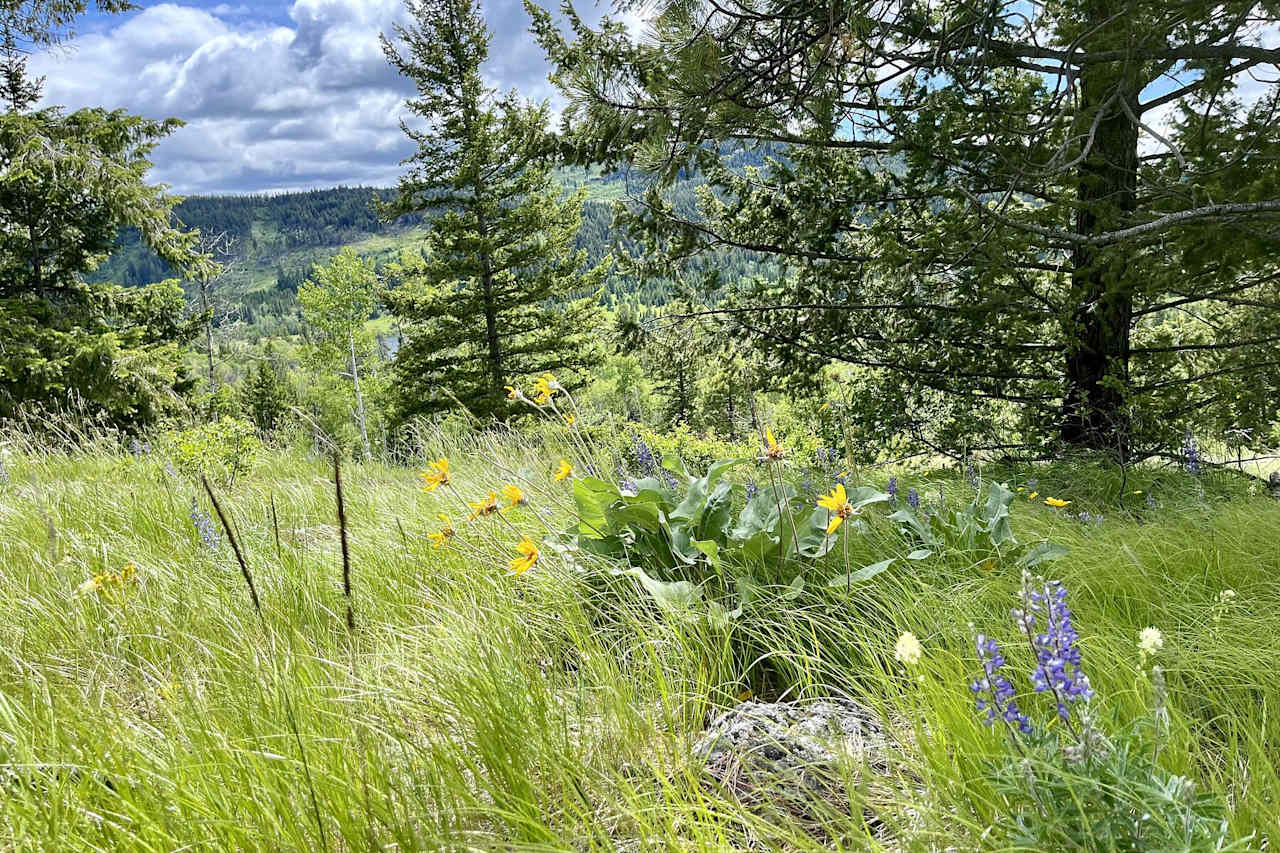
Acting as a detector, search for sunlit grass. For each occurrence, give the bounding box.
[0,432,1277,849]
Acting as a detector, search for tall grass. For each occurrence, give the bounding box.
[0,430,1277,850]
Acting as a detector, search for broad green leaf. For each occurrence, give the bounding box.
[573,476,620,537]
[619,567,701,611]
[782,574,805,600]
[1018,542,1070,568]
[826,558,895,589]
[983,482,1015,546]
[671,457,750,522]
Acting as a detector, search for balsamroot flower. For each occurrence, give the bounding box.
[421,458,451,492]
[554,459,573,481]
[468,491,499,519]
[509,537,539,575]
[817,482,855,534]
[427,514,454,549]
[895,631,923,666]
[762,427,786,461]
[1043,497,1071,508]
[501,484,528,510]
[532,374,560,405]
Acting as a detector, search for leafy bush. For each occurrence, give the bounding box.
[158,417,259,487]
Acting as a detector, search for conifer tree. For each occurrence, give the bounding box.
[1,0,213,428]
[379,0,609,422]
[531,0,1280,460]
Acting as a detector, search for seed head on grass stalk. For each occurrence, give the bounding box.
[333,454,355,632]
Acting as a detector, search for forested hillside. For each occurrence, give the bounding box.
[92,159,779,322]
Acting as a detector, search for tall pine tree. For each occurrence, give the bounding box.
[531,0,1280,460]
[379,0,609,422]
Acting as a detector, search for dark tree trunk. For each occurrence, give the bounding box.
[1061,22,1140,457]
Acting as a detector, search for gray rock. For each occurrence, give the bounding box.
[693,698,902,834]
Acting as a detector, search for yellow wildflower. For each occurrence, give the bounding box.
[505,385,523,402]
[532,374,560,405]
[469,491,499,519]
[420,457,451,492]
[1028,491,1039,500]
[1044,497,1070,508]
[509,537,539,575]
[427,514,455,549]
[562,413,576,426]
[501,484,528,510]
[817,483,854,535]
[554,459,573,481]
[763,427,786,461]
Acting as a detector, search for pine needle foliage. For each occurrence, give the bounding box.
[379,0,610,423]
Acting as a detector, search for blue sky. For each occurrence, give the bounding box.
[31,0,617,194]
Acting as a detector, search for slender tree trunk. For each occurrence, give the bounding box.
[476,201,503,404]
[349,330,371,460]
[1061,14,1140,457]
[200,279,216,396]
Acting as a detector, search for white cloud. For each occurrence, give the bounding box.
[28,0,592,194]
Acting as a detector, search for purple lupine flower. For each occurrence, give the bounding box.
[632,435,657,477]
[965,459,978,489]
[800,477,813,495]
[1145,491,1157,509]
[744,480,759,500]
[620,477,638,494]
[1015,577,1093,720]
[907,487,920,509]
[970,633,1032,734]
[189,498,221,550]
[1183,426,1201,475]
[887,476,898,505]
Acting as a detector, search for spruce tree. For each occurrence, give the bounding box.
[1,0,214,428]
[379,0,609,422]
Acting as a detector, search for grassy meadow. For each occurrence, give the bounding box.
[1,427,1279,851]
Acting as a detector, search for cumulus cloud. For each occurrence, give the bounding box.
[28,0,600,193]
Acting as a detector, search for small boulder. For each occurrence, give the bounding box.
[693,698,904,837]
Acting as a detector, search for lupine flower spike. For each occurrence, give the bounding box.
[971,633,1032,734]
[817,483,855,535]
[509,538,539,575]
[1015,574,1093,721]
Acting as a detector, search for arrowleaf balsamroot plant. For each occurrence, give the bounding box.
[0,405,1277,849]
